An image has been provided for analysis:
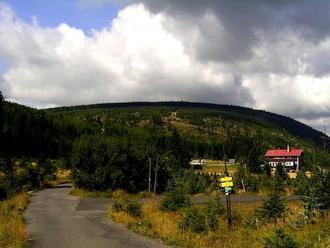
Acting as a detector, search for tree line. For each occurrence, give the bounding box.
[1,91,330,197]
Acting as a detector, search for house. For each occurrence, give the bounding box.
[189,159,206,168]
[265,146,304,172]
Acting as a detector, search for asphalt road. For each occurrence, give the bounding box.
[24,186,166,248]
[24,186,300,248]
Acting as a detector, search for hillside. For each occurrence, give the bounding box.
[2,99,330,195]
[51,101,328,148]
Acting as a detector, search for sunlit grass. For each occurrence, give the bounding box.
[108,197,330,248]
[0,192,29,248]
[45,169,71,188]
[69,187,113,198]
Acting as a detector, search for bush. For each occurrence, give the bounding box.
[160,188,191,211]
[126,200,142,217]
[112,197,141,217]
[178,207,207,234]
[259,194,287,224]
[112,199,124,212]
[246,175,260,193]
[178,198,224,234]
[264,228,298,248]
[183,170,212,195]
[0,183,8,200]
[244,212,264,229]
[202,197,225,231]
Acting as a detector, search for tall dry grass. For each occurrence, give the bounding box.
[0,192,29,248]
[109,198,330,248]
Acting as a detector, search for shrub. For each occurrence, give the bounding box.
[0,182,8,200]
[202,197,225,231]
[178,207,207,234]
[183,170,212,195]
[244,212,264,229]
[259,194,287,224]
[264,228,298,248]
[160,188,191,211]
[246,175,260,193]
[112,197,141,217]
[179,198,224,234]
[112,199,124,212]
[126,200,142,217]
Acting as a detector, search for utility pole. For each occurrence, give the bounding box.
[148,157,152,194]
[153,155,158,197]
[324,126,327,149]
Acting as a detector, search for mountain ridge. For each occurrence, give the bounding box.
[49,101,328,148]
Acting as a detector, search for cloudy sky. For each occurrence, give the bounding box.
[0,0,330,131]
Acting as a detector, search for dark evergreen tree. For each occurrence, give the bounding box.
[259,194,287,224]
[264,228,298,248]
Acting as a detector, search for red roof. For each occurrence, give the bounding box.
[265,149,303,157]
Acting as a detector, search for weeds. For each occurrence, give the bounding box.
[0,192,29,248]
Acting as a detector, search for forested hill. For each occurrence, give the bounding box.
[51,101,327,148]
[2,97,330,194]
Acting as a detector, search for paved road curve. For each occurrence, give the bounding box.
[24,186,165,248]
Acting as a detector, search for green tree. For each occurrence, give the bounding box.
[246,146,261,173]
[264,228,298,248]
[160,183,191,211]
[259,194,287,224]
[301,170,330,217]
[275,163,287,180]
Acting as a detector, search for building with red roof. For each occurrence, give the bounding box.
[265,145,304,172]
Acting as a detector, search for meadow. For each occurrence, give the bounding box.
[108,196,330,248]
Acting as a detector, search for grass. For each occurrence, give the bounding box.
[45,169,71,188]
[70,187,153,199]
[69,187,113,198]
[0,192,30,248]
[108,197,330,248]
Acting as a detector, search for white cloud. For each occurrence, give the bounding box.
[0,3,253,107]
[0,2,330,131]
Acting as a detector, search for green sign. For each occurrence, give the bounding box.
[224,187,232,193]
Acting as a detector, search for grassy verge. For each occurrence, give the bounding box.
[69,188,113,198]
[45,169,71,188]
[108,198,330,248]
[0,192,30,248]
[70,188,152,199]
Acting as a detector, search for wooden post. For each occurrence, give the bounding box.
[225,192,232,228]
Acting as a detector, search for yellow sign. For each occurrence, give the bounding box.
[219,177,233,183]
[220,181,234,187]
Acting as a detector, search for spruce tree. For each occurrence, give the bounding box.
[259,194,286,224]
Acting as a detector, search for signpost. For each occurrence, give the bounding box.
[219,176,233,228]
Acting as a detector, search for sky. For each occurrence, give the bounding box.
[0,0,330,131]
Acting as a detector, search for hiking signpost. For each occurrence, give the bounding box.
[219,176,233,228]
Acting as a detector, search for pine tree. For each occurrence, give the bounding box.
[264,228,298,248]
[259,194,287,224]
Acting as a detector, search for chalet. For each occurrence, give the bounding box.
[189,159,206,168]
[265,146,304,172]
